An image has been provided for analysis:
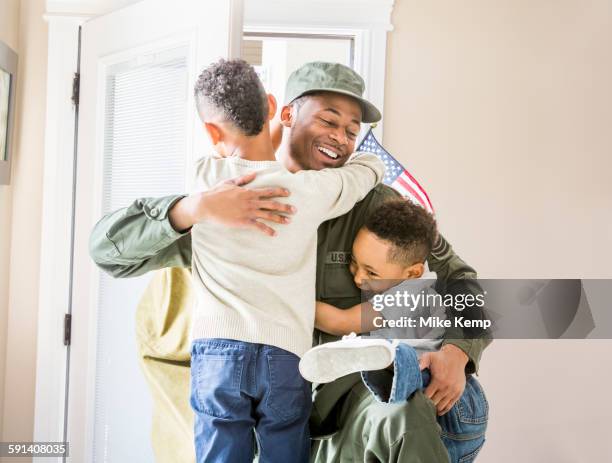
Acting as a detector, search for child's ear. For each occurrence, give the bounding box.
[279,105,294,128]
[266,94,277,121]
[203,122,222,145]
[402,263,424,279]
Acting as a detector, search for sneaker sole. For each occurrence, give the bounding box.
[299,344,394,383]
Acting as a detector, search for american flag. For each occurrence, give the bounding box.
[357,128,434,214]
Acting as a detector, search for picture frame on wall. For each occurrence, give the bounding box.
[0,39,18,185]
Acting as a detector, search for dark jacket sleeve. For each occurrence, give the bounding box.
[428,235,492,374]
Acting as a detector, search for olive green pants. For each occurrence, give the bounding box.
[311,381,449,463]
[136,268,449,463]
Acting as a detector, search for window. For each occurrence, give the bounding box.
[243,33,355,103]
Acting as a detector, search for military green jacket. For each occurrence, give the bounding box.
[90,184,490,374]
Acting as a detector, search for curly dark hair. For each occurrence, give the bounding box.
[194,59,268,136]
[364,199,437,265]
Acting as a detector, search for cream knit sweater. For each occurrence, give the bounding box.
[190,152,384,357]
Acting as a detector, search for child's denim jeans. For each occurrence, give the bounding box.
[190,338,311,463]
[361,343,488,463]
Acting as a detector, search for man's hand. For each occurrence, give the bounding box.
[169,172,296,236]
[419,344,469,416]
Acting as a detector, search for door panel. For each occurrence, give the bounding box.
[69,1,241,461]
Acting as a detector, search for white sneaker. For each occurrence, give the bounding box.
[299,333,397,383]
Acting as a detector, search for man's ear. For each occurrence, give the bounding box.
[402,263,424,279]
[270,120,283,152]
[266,94,277,121]
[279,105,294,128]
[203,122,222,145]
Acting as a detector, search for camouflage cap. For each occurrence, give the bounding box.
[284,62,381,123]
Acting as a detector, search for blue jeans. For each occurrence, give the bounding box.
[190,339,311,463]
[361,344,488,463]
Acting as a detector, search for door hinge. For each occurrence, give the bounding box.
[71,72,80,106]
[64,313,72,346]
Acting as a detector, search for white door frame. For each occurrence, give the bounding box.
[34,0,395,454]
[34,13,90,460]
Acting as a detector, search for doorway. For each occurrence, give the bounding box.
[39,1,392,461]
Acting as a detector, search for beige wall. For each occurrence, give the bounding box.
[0,0,48,457]
[0,0,21,445]
[385,0,612,460]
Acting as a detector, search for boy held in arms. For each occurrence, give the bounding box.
[299,200,489,462]
[300,199,446,404]
[185,59,384,463]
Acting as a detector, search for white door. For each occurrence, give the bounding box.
[68,1,242,461]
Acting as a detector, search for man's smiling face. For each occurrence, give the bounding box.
[284,92,362,171]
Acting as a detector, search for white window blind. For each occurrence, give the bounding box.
[102,47,189,211]
[93,46,189,462]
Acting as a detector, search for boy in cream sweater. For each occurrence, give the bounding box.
[185,59,384,463]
